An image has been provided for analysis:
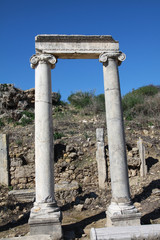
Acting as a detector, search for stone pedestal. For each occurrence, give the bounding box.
[29,202,62,239]
[29,54,62,239]
[99,52,141,226]
[107,202,141,226]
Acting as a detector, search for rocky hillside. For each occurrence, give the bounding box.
[0,84,160,239]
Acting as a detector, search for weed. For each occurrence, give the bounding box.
[7,118,14,124]
[16,111,34,126]
[8,186,13,191]
[18,118,33,126]
[54,106,61,113]
[54,111,65,119]
[16,139,23,146]
[22,111,34,120]
[148,121,154,126]
[54,132,65,140]
[0,119,5,127]
[68,131,75,135]
[84,132,89,140]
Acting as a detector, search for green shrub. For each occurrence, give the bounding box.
[52,92,66,106]
[22,111,34,120]
[122,91,143,112]
[68,91,105,114]
[122,85,160,121]
[16,111,34,126]
[94,94,105,112]
[68,91,94,109]
[135,85,159,96]
[53,92,61,106]
[18,118,32,126]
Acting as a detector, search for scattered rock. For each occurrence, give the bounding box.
[74,204,84,211]
[68,152,77,158]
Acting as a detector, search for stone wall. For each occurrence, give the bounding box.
[9,140,35,189]
[9,141,98,191]
[5,133,141,191]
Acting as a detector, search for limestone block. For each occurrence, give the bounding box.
[8,189,35,202]
[137,138,147,177]
[10,158,23,167]
[35,35,119,59]
[1,234,53,240]
[96,128,104,143]
[55,180,79,192]
[15,165,35,178]
[0,134,9,186]
[10,179,19,186]
[18,177,27,184]
[90,224,160,240]
[96,128,107,189]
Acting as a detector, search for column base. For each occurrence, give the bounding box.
[29,202,63,240]
[106,202,141,227]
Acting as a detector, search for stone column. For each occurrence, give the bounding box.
[99,52,141,226]
[29,54,62,239]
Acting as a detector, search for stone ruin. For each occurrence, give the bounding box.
[0,83,60,113]
[28,34,140,239]
[1,35,159,240]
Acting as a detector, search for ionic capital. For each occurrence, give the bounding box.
[30,54,57,69]
[99,51,126,65]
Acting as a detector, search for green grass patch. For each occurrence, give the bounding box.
[54,132,65,140]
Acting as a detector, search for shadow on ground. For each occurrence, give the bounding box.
[62,211,106,238]
[0,212,30,232]
[0,201,32,233]
[132,179,160,202]
[146,157,158,171]
[141,207,160,224]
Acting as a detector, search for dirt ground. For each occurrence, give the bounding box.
[0,162,160,240]
[0,110,160,239]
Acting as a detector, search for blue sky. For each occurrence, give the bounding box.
[0,0,160,101]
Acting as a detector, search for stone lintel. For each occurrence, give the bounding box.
[35,34,119,59]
